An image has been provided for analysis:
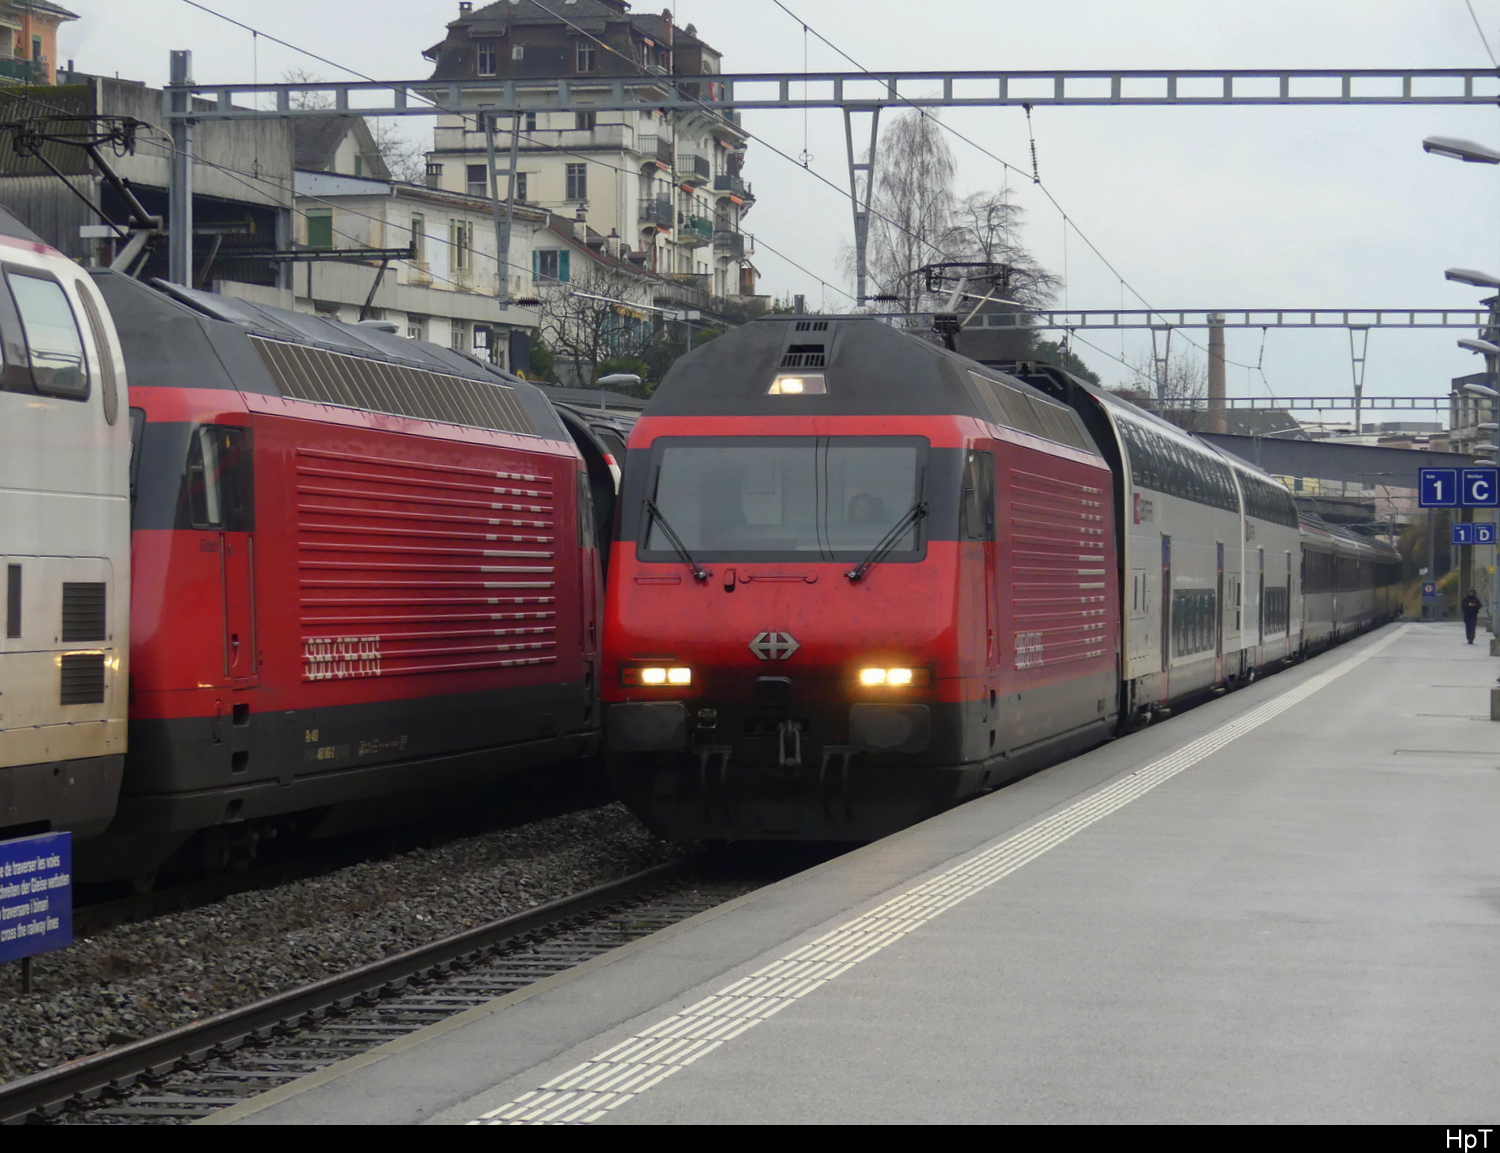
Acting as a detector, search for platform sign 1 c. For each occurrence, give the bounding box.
[1420,469,1460,507]
[1462,469,1500,508]
[0,832,72,964]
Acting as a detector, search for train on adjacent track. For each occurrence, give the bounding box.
[602,316,1402,842]
[0,210,629,885]
[0,209,1403,874]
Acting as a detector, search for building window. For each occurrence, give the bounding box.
[577,42,596,73]
[477,41,498,76]
[306,208,333,249]
[409,214,426,262]
[450,219,474,273]
[514,173,528,202]
[534,249,570,283]
[525,112,538,133]
[512,44,525,61]
[451,321,468,351]
[407,316,426,341]
[575,111,596,132]
[566,163,587,201]
[468,163,489,197]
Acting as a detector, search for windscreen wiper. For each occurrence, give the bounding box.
[845,501,928,583]
[644,498,711,583]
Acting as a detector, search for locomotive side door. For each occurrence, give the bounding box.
[191,426,258,689]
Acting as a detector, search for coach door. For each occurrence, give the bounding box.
[1159,535,1172,696]
[191,426,258,689]
[1215,543,1225,683]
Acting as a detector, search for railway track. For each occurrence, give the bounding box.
[2,857,762,1126]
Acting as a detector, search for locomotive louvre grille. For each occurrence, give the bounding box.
[60,652,106,705]
[294,446,560,682]
[794,320,829,332]
[1008,468,1111,672]
[969,372,1089,452]
[780,344,827,369]
[252,337,536,437]
[60,582,107,642]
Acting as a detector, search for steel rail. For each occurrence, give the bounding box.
[0,857,694,1125]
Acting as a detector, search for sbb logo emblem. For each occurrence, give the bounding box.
[749,632,800,661]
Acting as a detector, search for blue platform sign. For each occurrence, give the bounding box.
[1454,523,1476,546]
[1462,469,1500,508]
[1476,522,1498,545]
[0,833,72,964]
[1420,469,1460,508]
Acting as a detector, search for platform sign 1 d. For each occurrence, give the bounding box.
[1453,522,1497,546]
[1476,522,1498,545]
[0,832,71,964]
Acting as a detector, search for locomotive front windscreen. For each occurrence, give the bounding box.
[641,436,927,562]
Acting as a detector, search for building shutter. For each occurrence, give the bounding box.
[559,250,570,283]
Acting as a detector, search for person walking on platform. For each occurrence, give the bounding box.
[1462,587,1483,644]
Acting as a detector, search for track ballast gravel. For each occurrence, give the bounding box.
[0,804,682,1085]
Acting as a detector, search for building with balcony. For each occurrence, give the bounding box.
[1451,371,1499,458]
[420,0,759,305]
[0,0,75,85]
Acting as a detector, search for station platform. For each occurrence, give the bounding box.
[208,621,1500,1126]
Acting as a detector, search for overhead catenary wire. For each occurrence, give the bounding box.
[764,0,1278,387]
[1463,0,1499,67]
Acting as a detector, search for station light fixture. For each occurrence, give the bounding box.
[1447,268,1500,290]
[1463,382,1500,399]
[1424,136,1500,164]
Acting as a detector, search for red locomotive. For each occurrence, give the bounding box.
[79,273,602,883]
[603,317,1121,840]
[603,316,1401,843]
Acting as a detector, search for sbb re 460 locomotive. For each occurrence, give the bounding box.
[602,316,1400,842]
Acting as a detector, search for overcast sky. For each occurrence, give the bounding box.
[55,0,1500,413]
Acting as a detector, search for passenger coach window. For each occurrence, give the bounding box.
[6,272,89,399]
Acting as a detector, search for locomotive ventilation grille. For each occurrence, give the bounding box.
[794,320,829,332]
[1008,468,1111,672]
[781,344,827,368]
[60,582,107,642]
[969,372,1091,453]
[251,337,536,437]
[295,446,559,683]
[60,653,106,705]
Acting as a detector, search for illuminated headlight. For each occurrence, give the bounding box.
[623,666,693,687]
[858,667,925,687]
[768,373,827,395]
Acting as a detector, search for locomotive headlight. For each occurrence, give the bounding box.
[858,667,926,687]
[768,373,827,395]
[623,666,693,687]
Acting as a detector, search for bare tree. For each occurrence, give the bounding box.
[861,110,958,314]
[948,192,1060,311]
[369,119,427,185]
[282,67,334,111]
[1125,349,1210,431]
[536,264,655,388]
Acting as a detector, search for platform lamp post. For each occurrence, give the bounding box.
[1422,137,1500,630]
[1461,378,1500,637]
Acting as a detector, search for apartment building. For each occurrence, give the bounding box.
[0,0,75,85]
[421,0,759,313]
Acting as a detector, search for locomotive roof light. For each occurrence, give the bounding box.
[769,373,826,395]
